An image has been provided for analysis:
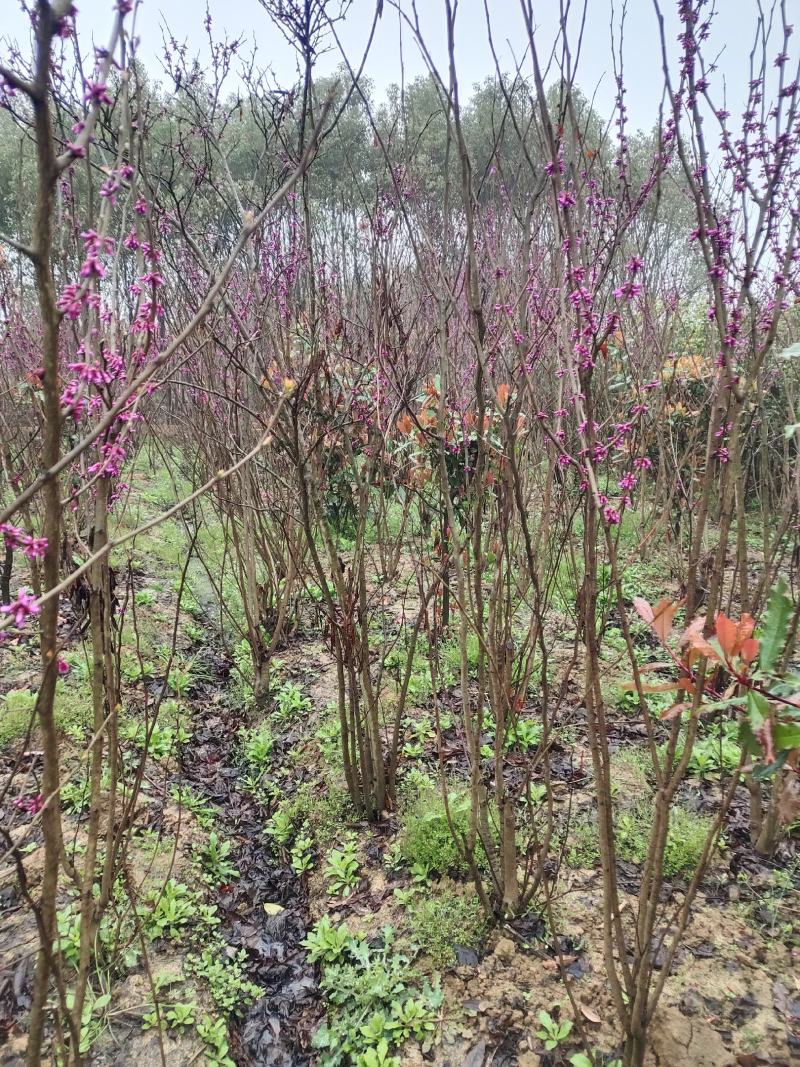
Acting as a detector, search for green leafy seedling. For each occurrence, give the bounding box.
[324,842,360,897]
[536,1010,573,1051]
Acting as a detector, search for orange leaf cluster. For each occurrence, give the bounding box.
[629,598,761,720]
[633,596,683,644]
[681,611,758,669]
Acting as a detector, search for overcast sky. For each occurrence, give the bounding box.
[2,1,781,131]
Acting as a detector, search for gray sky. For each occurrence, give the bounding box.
[2,0,776,131]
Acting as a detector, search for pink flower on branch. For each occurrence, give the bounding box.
[1,588,40,627]
[0,523,24,549]
[21,537,48,560]
[84,81,112,106]
[58,283,85,320]
[1,526,47,560]
[13,793,44,815]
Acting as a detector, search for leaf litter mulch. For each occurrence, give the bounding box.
[181,667,319,1067]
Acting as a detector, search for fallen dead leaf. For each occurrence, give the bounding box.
[580,1004,602,1024]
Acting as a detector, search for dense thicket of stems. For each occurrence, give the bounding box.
[0,2,797,1065]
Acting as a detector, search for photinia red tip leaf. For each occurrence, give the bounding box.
[740,637,759,665]
[633,597,654,624]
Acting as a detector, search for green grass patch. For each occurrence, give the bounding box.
[408,882,486,968]
[397,781,482,876]
[566,800,715,878]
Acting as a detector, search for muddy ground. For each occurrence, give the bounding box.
[0,542,797,1067]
